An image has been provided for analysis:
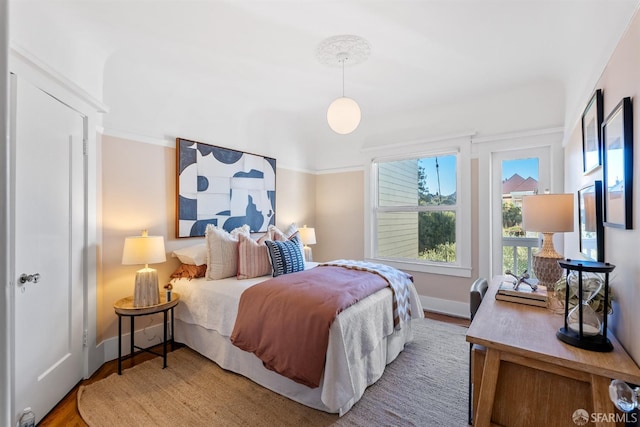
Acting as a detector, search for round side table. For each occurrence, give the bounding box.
[114,293,180,374]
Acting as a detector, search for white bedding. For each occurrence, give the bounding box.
[171,262,424,415]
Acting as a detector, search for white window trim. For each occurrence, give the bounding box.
[364,136,472,277]
[474,128,564,281]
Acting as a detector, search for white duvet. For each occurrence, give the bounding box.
[171,262,424,415]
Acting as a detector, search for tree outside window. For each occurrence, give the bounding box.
[375,154,458,264]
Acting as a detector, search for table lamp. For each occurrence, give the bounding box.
[298,225,317,262]
[122,230,166,307]
[522,194,574,288]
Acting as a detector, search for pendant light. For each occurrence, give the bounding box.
[327,53,361,134]
[316,35,370,135]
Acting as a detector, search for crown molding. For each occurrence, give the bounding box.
[471,126,564,144]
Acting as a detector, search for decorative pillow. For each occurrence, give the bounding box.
[283,222,300,239]
[170,264,207,280]
[172,243,207,266]
[205,224,251,280]
[265,237,305,277]
[268,224,288,242]
[237,234,272,279]
[270,223,304,254]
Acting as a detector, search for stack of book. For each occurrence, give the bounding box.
[495,281,548,307]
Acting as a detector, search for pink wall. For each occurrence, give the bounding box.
[98,136,316,342]
[564,11,640,363]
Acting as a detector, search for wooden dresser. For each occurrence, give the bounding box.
[466,276,640,427]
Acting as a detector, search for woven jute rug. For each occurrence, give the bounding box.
[78,318,468,426]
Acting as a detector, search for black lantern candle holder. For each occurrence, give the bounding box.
[556,259,615,352]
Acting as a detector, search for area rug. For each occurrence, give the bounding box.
[78,318,469,426]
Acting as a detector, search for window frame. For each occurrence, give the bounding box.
[364,137,472,277]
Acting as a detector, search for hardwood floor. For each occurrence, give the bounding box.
[424,310,470,327]
[40,311,468,426]
[39,344,180,427]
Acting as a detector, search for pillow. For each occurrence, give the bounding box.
[283,222,300,239]
[270,223,304,254]
[268,224,287,242]
[170,264,207,280]
[265,237,305,277]
[172,243,207,266]
[205,224,251,280]
[237,234,272,279]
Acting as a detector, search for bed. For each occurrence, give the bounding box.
[171,261,424,416]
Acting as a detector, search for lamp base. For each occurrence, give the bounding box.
[303,245,313,262]
[133,268,160,307]
[532,253,563,289]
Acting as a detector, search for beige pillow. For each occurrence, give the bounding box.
[205,224,250,280]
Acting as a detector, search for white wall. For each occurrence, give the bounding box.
[9,1,106,102]
[311,80,566,171]
[1,0,11,424]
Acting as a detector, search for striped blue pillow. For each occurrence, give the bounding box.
[265,237,305,277]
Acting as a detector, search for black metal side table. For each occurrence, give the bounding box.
[113,293,180,374]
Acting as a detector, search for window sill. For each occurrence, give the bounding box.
[366,257,472,278]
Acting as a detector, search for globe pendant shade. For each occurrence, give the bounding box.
[327,97,361,134]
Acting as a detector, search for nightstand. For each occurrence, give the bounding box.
[113,293,180,375]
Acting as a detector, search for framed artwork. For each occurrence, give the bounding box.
[581,89,604,174]
[578,181,604,262]
[602,97,633,229]
[176,138,276,238]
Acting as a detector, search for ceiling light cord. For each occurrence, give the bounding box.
[321,40,365,135]
[341,57,346,97]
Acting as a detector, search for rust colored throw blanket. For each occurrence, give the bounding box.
[230,266,388,388]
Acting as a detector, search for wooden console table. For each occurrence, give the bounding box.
[466,276,640,427]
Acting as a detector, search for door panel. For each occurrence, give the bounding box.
[12,75,85,423]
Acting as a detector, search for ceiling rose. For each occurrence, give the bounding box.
[316,35,371,67]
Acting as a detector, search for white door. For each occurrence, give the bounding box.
[11,74,85,423]
[490,147,550,278]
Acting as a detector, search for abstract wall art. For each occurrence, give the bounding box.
[176,138,276,238]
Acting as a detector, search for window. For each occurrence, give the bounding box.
[370,149,470,276]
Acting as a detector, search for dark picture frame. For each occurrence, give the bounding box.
[578,181,604,262]
[602,97,633,229]
[176,138,277,238]
[581,89,604,174]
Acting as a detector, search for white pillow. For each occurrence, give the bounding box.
[172,243,207,266]
[205,224,250,280]
[281,223,305,254]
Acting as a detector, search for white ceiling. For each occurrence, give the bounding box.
[9,0,640,170]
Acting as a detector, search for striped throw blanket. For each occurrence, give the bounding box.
[319,260,413,330]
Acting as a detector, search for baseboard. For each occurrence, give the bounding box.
[100,322,167,363]
[420,295,470,319]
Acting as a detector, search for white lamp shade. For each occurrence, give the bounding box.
[327,97,361,134]
[298,227,317,245]
[122,235,166,265]
[522,194,574,232]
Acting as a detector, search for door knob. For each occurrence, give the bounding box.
[19,273,41,284]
